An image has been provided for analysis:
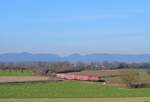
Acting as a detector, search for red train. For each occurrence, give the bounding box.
[56,74,101,82]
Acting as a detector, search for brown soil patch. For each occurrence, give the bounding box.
[0,76,49,83]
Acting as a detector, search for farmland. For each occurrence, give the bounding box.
[0,81,150,98]
[0,98,150,102]
[0,69,150,102]
[71,69,150,85]
[0,70,32,76]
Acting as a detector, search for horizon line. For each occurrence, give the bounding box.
[0,52,150,56]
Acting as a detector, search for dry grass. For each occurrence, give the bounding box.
[0,98,150,102]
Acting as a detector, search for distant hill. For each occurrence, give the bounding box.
[0,52,62,62]
[0,52,150,63]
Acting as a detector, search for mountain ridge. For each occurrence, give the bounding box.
[0,52,150,63]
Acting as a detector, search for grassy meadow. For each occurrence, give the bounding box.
[0,70,32,76]
[0,70,149,99]
[0,81,150,98]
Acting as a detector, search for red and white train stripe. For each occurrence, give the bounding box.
[56,74,100,81]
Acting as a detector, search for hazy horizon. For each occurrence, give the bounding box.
[1,52,150,57]
[1,0,150,55]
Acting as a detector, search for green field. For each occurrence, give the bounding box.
[0,70,149,99]
[0,81,150,98]
[0,98,150,102]
[0,70,32,76]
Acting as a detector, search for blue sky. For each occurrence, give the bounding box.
[0,0,150,55]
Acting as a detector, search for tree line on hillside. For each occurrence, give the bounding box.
[0,61,150,76]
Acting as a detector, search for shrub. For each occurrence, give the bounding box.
[120,69,140,88]
[147,71,150,75]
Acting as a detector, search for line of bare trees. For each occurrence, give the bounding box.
[0,61,150,76]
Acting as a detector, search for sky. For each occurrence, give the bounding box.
[0,0,150,56]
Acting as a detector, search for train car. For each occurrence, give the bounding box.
[56,74,100,82]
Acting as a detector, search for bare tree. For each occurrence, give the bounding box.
[50,61,72,73]
[32,62,49,76]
